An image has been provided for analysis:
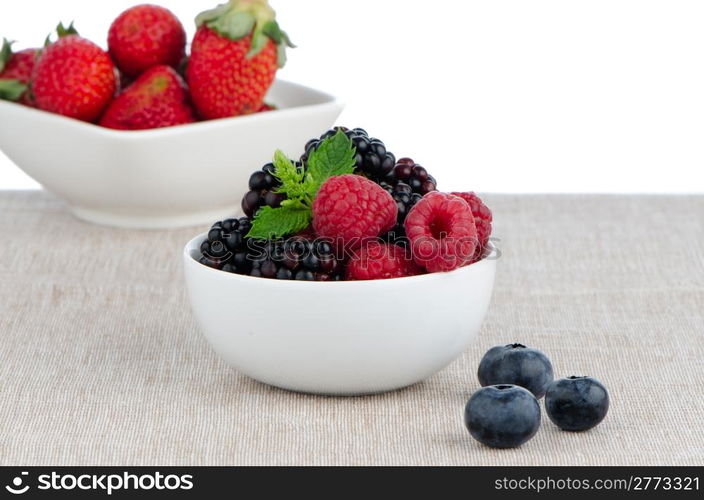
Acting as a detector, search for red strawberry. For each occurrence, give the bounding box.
[33,30,116,122]
[0,38,38,105]
[100,65,195,130]
[186,0,294,119]
[108,4,186,77]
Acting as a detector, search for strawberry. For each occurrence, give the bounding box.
[108,4,186,78]
[186,0,294,119]
[0,38,38,105]
[100,65,196,130]
[33,27,116,122]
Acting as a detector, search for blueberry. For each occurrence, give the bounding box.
[545,376,609,431]
[464,385,541,449]
[477,343,554,398]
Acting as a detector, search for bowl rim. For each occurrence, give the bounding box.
[0,79,343,140]
[184,232,497,286]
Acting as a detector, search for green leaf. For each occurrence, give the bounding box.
[272,150,316,200]
[43,22,79,47]
[271,150,310,198]
[262,20,283,44]
[0,79,28,101]
[208,11,255,41]
[0,38,13,73]
[56,21,78,38]
[276,43,287,68]
[247,29,268,58]
[306,130,356,194]
[246,132,356,240]
[246,204,311,240]
[195,2,231,27]
[281,30,296,49]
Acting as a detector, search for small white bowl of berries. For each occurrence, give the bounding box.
[0,1,342,228]
[184,128,497,395]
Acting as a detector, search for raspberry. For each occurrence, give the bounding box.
[405,192,478,272]
[346,242,423,280]
[451,192,493,260]
[312,175,397,251]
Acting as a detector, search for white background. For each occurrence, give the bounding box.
[1,0,703,193]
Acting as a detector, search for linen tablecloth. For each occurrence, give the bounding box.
[0,191,702,466]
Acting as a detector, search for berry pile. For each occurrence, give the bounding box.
[199,217,252,270]
[241,128,439,245]
[466,344,610,449]
[201,127,494,282]
[0,1,292,129]
[200,219,342,281]
[248,238,342,281]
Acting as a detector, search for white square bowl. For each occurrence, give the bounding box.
[0,80,344,228]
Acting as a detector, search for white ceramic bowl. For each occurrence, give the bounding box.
[183,233,497,395]
[0,80,343,229]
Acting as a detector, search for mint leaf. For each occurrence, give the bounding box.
[247,131,356,240]
[0,80,28,101]
[246,204,311,240]
[307,130,356,194]
[272,150,308,198]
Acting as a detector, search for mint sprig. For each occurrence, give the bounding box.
[306,130,357,193]
[246,130,355,240]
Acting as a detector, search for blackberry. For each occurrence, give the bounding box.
[241,161,304,218]
[246,237,343,281]
[389,157,437,195]
[379,181,423,244]
[381,158,437,244]
[199,217,253,271]
[301,127,397,182]
[200,227,344,281]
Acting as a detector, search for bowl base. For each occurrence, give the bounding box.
[71,205,241,230]
[245,376,419,397]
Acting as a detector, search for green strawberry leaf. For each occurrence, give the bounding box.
[247,30,268,59]
[44,22,79,48]
[263,22,295,48]
[262,21,282,44]
[195,3,232,27]
[281,31,296,49]
[56,21,78,38]
[276,43,287,68]
[208,11,255,41]
[306,130,356,194]
[261,21,295,66]
[246,203,311,240]
[0,38,14,73]
[0,79,28,101]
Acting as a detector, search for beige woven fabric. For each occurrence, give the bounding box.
[0,191,702,466]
